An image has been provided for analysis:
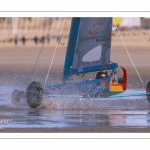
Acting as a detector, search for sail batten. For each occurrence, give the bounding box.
[78,35,110,42]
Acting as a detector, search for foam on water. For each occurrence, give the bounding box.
[0,86,27,108]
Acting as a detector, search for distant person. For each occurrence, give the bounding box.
[14,35,18,45]
[21,36,26,45]
[33,36,38,44]
[46,34,51,44]
[40,36,45,44]
[8,37,13,42]
[57,36,61,43]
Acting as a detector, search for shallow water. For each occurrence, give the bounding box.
[1,86,150,129]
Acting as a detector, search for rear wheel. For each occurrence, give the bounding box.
[26,81,43,108]
[11,90,23,106]
[146,81,150,103]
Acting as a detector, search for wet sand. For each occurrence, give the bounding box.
[1,34,150,132]
[2,127,150,133]
[1,36,150,88]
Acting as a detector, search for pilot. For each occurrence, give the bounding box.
[111,71,118,83]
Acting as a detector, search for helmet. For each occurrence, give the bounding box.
[96,71,107,79]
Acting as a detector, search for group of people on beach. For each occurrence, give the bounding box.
[13,34,51,45]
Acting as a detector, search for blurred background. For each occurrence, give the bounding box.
[0,17,150,46]
[0,17,71,46]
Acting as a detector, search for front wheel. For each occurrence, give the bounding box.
[26,81,43,108]
[146,81,150,103]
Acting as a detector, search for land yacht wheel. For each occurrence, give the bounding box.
[146,81,150,103]
[11,90,24,106]
[26,81,43,108]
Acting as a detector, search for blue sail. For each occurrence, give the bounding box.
[62,17,117,81]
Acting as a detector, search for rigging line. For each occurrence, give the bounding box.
[44,17,66,88]
[113,18,143,84]
[32,17,55,73]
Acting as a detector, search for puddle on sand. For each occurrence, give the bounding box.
[1,109,150,128]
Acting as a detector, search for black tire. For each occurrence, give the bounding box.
[11,90,23,106]
[26,81,43,108]
[146,81,150,103]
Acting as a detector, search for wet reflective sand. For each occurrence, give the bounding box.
[1,86,150,132]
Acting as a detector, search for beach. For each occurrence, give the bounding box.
[1,32,150,132]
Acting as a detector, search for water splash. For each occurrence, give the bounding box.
[0,86,150,110]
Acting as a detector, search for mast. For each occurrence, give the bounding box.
[62,18,80,81]
[24,17,29,37]
[1,18,8,42]
[12,17,18,37]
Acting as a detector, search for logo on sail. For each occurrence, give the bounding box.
[86,19,105,36]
